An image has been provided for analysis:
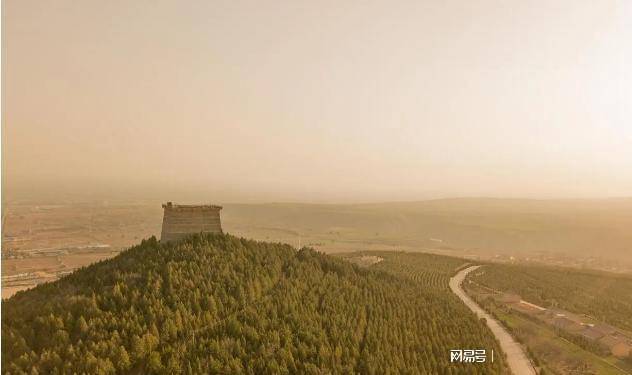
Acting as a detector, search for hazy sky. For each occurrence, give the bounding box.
[3,0,631,202]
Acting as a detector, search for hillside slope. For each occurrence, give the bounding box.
[3,234,505,374]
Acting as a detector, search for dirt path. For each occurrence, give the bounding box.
[450,265,536,375]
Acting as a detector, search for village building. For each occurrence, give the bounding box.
[497,293,521,303]
[592,323,617,337]
[580,327,606,341]
[545,308,584,324]
[552,316,584,332]
[508,301,545,316]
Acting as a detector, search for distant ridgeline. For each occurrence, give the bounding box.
[2,233,506,374]
[160,202,222,242]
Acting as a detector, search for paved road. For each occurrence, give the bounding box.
[450,265,536,375]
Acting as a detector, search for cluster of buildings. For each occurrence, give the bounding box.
[498,293,632,359]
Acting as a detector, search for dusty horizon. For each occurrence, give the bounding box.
[4,184,632,205]
[3,1,631,203]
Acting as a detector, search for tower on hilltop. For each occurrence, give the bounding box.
[160,202,223,242]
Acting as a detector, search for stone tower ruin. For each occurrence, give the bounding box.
[160,202,223,242]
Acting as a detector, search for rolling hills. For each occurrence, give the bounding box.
[2,234,505,374]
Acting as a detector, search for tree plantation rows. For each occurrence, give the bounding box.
[3,234,505,374]
[468,263,632,332]
[356,251,469,290]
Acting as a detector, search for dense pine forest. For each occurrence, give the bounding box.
[468,263,632,332]
[3,234,505,374]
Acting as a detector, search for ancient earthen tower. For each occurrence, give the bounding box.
[160,202,223,242]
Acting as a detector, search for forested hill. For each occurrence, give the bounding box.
[3,234,505,374]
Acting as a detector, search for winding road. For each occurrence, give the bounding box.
[450,265,536,375]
